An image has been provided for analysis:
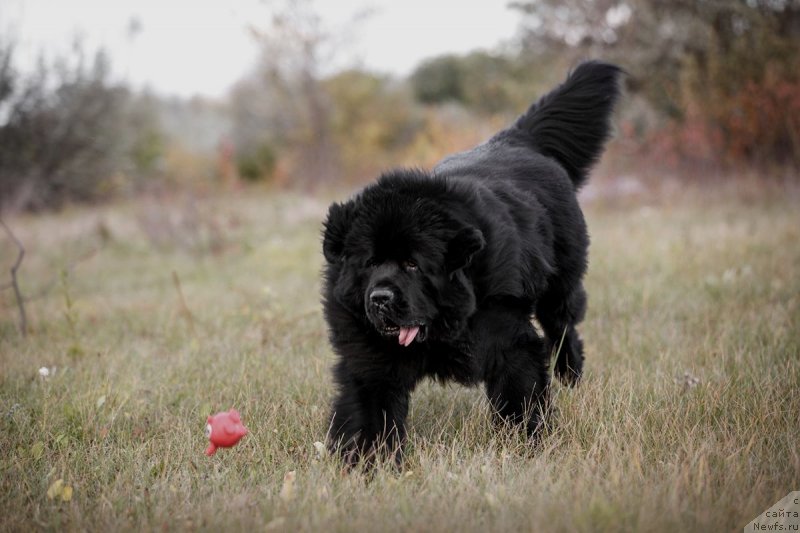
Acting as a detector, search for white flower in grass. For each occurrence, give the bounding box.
[38,366,57,380]
[675,371,701,390]
[313,441,327,459]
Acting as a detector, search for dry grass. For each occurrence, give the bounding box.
[1,187,798,532]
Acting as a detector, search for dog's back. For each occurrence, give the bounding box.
[436,60,623,189]
[434,60,623,385]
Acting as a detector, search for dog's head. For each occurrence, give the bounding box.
[322,171,484,345]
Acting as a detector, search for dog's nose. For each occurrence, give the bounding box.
[369,288,394,307]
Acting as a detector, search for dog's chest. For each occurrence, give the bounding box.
[419,341,478,385]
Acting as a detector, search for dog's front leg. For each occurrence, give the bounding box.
[471,303,551,438]
[328,367,410,468]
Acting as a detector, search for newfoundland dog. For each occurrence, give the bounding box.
[322,61,623,465]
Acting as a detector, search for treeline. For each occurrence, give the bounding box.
[0,43,164,211]
[228,0,800,188]
[1,0,798,211]
[513,0,800,170]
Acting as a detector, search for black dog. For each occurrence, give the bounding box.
[322,61,622,465]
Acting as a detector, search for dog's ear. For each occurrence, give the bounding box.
[446,226,485,273]
[322,201,355,263]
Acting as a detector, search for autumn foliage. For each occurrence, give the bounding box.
[2,1,800,211]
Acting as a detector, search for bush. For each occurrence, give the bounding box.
[0,43,164,211]
[325,70,424,182]
[236,142,277,182]
[512,0,800,172]
[410,55,465,105]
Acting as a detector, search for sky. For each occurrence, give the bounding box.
[2,0,522,99]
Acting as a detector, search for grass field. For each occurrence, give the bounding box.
[1,186,798,531]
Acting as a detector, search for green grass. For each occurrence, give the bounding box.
[1,189,798,531]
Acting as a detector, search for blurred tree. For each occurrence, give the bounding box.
[670,0,800,166]
[325,69,423,180]
[0,42,12,104]
[0,44,126,210]
[511,0,800,169]
[125,92,166,182]
[410,54,465,105]
[0,40,166,211]
[410,51,557,115]
[458,52,517,114]
[237,141,277,182]
[230,0,342,186]
[229,73,287,183]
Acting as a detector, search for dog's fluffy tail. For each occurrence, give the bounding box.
[513,61,624,189]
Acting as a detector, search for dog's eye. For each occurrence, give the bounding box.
[401,260,418,272]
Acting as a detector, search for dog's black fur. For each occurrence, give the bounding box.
[322,61,623,465]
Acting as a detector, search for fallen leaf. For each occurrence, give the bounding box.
[96,395,106,409]
[279,470,296,502]
[61,485,73,502]
[47,479,64,500]
[265,517,286,530]
[31,441,44,460]
[485,492,499,508]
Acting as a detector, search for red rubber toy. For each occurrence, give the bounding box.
[205,409,248,456]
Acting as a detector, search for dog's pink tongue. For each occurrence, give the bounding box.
[398,326,420,347]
